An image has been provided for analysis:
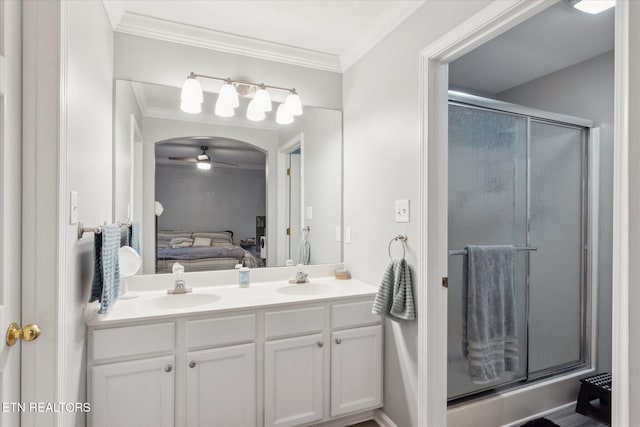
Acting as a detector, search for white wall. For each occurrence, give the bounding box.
[114,80,143,223]
[114,33,342,110]
[498,51,614,373]
[342,1,492,426]
[156,164,266,241]
[140,117,278,272]
[278,108,342,265]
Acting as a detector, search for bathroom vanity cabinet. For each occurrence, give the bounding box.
[87,294,382,427]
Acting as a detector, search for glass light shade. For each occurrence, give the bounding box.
[285,91,303,116]
[572,0,615,14]
[218,83,240,109]
[197,160,212,170]
[276,103,294,125]
[214,98,235,118]
[180,99,201,114]
[254,88,272,112]
[247,98,266,121]
[181,77,203,104]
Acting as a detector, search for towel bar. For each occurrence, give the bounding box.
[77,221,102,239]
[448,246,537,256]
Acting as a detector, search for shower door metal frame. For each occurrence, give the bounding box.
[447,92,593,402]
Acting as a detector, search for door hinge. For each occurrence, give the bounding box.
[442,277,448,288]
[286,227,290,236]
[287,168,291,176]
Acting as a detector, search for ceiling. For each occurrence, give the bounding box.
[102,0,426,72]
[449,2,614,95]
[155,137,266,170]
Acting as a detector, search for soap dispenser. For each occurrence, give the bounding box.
[168,262,192,294]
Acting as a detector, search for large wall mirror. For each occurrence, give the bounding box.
[113,79,343,274]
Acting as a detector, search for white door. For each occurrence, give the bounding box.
[91,355,175,427]
[287,151,302,261]
[186,344,256,427]
[0,2,24,426]
[331,325,383,417]
[264,334,324,427]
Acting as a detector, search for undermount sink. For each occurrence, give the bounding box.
[139,292,221,311]
[277,282,341,296]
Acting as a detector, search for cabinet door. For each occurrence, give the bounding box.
[186,343,256,427]
[331,325,382,417]
[91,355,175,427]
[264,334,324,427]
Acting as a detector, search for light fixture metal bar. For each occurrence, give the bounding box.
[190,72,294,93]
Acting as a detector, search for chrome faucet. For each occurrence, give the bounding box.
[168,262,192,294]
[289,264,309,284]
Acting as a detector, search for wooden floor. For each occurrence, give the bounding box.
[544,406,608,427]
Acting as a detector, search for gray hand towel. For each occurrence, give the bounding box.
[372,259,415,321]
[462,245,518,384]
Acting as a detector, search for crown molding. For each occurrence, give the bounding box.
[340,0,426,71]
[115,12,342,73]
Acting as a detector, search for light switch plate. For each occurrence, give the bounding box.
[70,190,79,224]
[345,227,352,244]
[335,226,341,242]
[395,199,410,223]
[305,206,313,220]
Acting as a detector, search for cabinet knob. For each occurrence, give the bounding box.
[335,338,342,345]
[317,341,324,348]
[189,361,196,368]
[165,365,173,373]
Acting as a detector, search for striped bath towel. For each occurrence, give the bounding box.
[372,259,415,321]
[89,224,121,314]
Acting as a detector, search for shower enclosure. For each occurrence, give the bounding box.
[447,92,592,401]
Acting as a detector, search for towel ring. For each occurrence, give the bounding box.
[388,234,407,260]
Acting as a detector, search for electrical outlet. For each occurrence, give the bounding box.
[395,199,410,223]
[306,206,313,220]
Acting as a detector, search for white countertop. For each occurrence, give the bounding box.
[87,277,378,327]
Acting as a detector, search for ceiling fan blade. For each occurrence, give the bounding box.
[168,156,198,162]
[212,160,239,167]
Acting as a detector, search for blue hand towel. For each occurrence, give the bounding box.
[462,245,518,384]
[130,222,141,255]
[88,225,121,314]
[372,259,416,322]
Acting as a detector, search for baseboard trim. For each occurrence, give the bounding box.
[502,401,576,427]
[374,409,399,427]
[311,410,375,427]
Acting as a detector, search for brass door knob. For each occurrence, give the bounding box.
[6,323,41,346]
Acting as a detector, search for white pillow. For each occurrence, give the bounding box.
[193,237,212,247]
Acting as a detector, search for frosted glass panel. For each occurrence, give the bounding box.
[447,105,528,399]
[528,121,584,373]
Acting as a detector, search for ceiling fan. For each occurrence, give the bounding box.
[168,146,238,170]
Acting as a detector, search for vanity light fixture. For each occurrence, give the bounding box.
[180,72,203,114]
[180,72,302,123]
[276,103,294,125]
[568,0,615,14]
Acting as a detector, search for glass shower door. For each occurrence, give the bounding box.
[528,121,586,375]
[447,104,529,399]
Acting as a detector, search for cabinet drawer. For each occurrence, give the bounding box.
[187,314,256,349]
[265,306,324,339]
[331,300,379,329]
[92,323,175,362]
